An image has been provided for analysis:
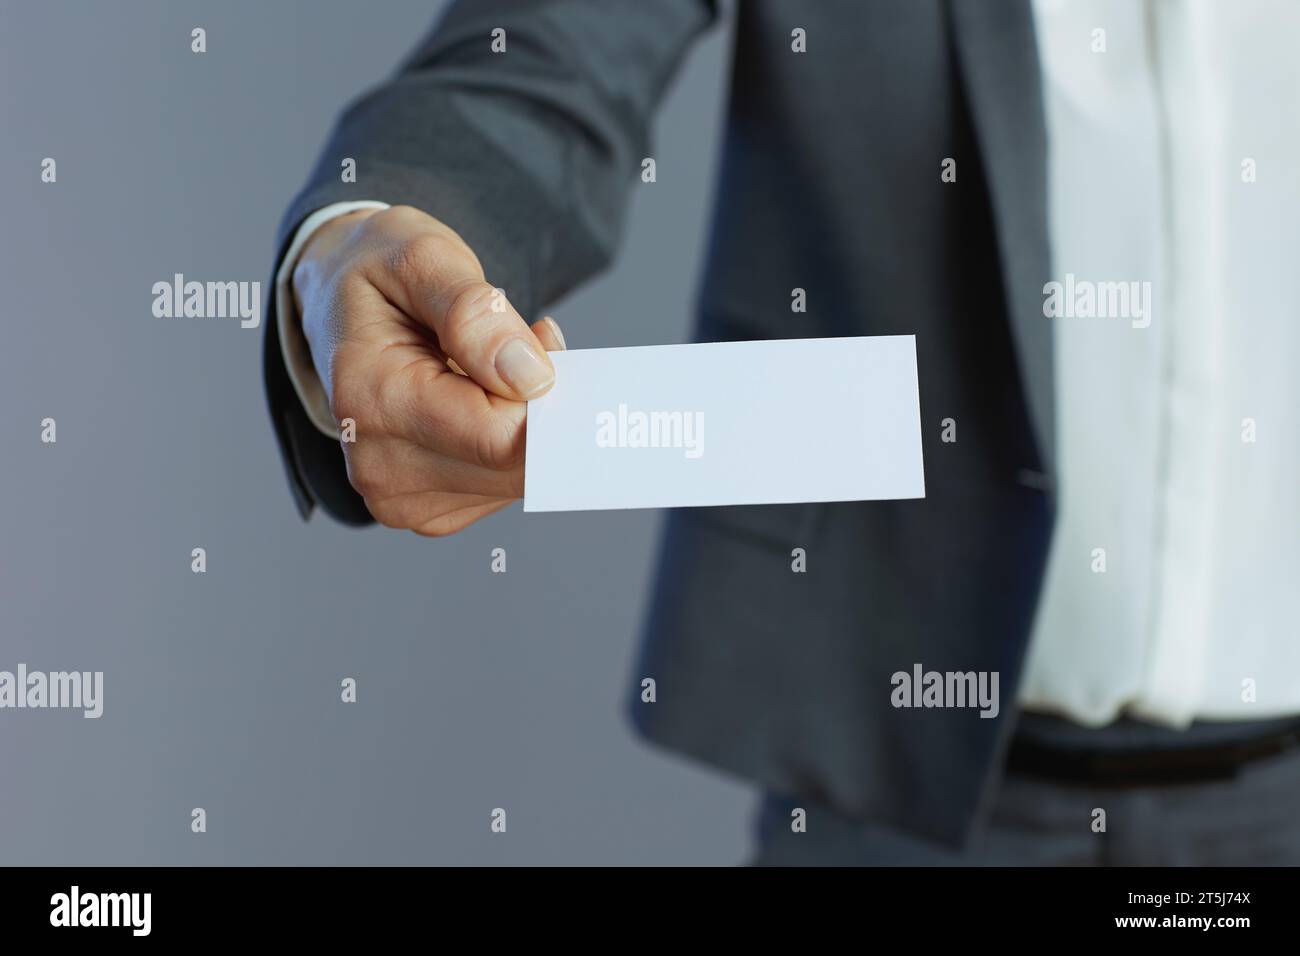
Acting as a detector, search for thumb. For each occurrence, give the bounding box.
[419,278,555,401]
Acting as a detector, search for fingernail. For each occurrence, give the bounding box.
[544,316,567,350]
[496,338,554,398]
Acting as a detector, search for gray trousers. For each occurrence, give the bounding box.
[753,733,1300,866]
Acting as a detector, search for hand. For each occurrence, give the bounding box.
[290,205,565,536]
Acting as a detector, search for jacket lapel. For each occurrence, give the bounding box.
[946,0,1056,478]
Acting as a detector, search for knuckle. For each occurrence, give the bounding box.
[348,469,383,503]
[343,449,386,501]
[473,412,523,471]
[413,510,474,538]
[368,501,408,531]
[331,269,373,307]
[389,232,454,286]
[382,204,423,224]
[374,362,426,434]
[361,205,416,237]
[441,282,496,348]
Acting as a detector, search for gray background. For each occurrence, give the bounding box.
[0,0,753,865]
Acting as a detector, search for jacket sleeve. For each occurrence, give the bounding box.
[263,0,718,523]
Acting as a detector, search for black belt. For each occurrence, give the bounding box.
[1005,725,1300,788]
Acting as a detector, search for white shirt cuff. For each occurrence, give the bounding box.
[275,201,391,438]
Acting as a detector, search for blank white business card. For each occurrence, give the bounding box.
[524,335,925,512]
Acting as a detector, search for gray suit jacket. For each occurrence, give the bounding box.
[263,0,1056,847]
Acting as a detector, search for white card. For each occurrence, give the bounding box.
[524,335,926,512]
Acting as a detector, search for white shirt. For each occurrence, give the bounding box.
[1021,0,1300,725]
[278,0,1300,726]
